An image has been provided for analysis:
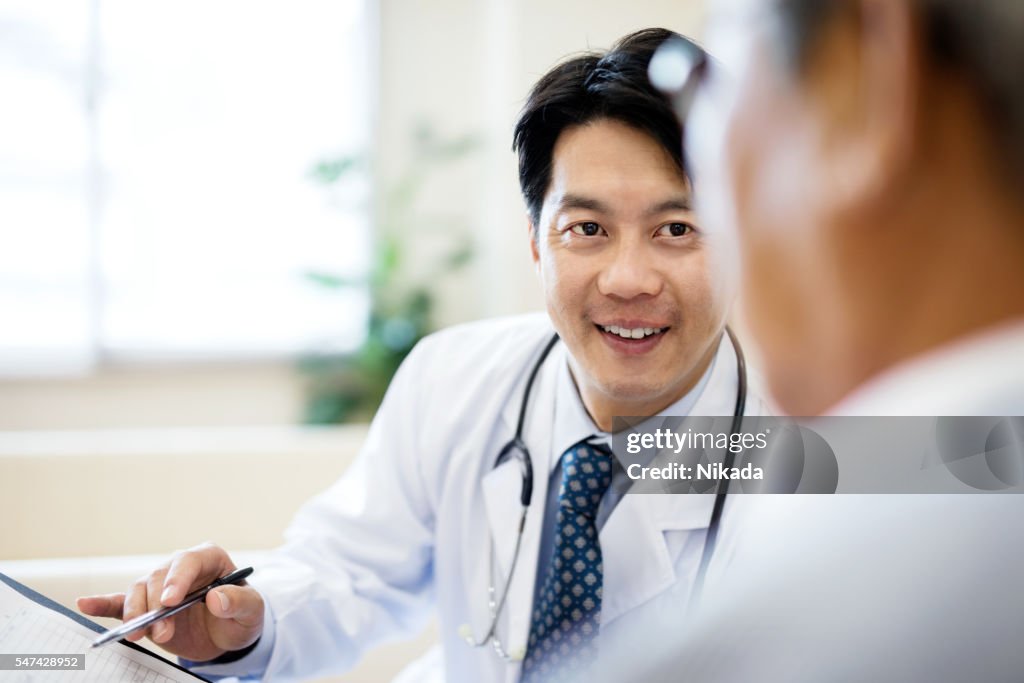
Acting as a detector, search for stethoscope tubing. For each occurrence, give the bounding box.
[692,325,747,598]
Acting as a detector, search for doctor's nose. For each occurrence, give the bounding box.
[596,243,663,301]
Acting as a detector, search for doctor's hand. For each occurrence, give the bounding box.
[76,542,264,662]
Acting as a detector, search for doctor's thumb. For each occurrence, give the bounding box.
[206,585,263,627]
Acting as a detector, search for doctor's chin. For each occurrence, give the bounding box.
[2,0,1023,681]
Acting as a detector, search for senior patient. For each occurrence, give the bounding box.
[603,1,1024,681]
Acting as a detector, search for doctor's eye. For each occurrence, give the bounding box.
[655,222,694,238]
[569,222,605,237]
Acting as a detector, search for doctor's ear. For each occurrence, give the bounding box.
[528,217,540,268]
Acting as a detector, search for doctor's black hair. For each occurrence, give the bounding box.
[512,28,689,229]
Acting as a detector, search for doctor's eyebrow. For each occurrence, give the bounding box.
[646,197,693,215]
[555,193,693,216]
[557,193,611,214]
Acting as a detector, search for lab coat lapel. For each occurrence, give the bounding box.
[600,495,715,624]
[479,342,559,666]
[600,333,743,625]
[481,460,529,575]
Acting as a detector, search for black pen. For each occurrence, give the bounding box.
[91,567,254,648]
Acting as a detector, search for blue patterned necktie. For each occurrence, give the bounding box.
[521,441,613,682]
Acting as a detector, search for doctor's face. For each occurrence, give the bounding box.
[531,118,729,420]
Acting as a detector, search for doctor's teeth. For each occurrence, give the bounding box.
[600,325,664,338]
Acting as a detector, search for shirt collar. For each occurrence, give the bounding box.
[548,343,719,475]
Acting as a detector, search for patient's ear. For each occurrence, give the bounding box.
[817,0,921,218]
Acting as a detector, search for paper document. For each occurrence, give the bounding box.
[0,572,208,682]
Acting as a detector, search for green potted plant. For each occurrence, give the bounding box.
[300,123,478,423]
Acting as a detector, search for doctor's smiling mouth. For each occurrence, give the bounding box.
[593,319,673,355]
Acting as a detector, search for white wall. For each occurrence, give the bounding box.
[0,363,304,430]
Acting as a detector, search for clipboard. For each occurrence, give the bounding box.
[0,571,210,682]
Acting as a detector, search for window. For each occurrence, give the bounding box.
[0,0,371,376]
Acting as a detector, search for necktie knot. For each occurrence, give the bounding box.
[559,441,613,518]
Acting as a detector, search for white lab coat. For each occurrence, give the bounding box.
[191,312,767,683]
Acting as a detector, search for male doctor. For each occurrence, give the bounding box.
[78,28,765,682]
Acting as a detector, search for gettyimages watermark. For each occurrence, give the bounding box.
[611,416,1024,494]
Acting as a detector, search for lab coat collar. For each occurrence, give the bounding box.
[548,334,720,474]
[492,330,733,461]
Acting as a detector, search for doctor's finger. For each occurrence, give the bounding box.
[145,568,175,643]
[123,575,161,642]
[203,586,265,652]
[204,586,263,625]
[76,593,125,619]
[162,543,236,607]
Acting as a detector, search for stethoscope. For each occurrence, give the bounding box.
[460,327,748,660]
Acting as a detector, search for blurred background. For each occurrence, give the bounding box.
[0,0,706,679]
[0,0,708,430]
